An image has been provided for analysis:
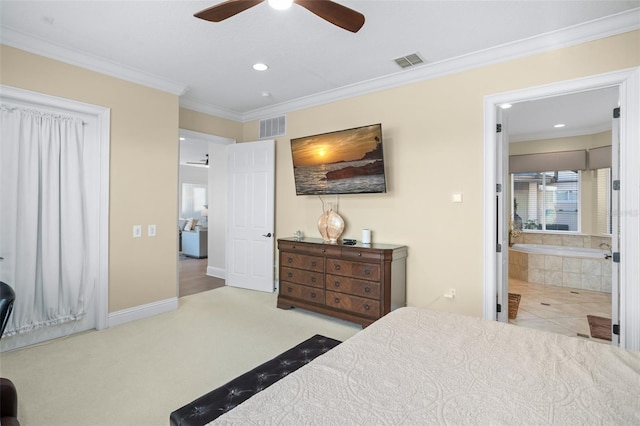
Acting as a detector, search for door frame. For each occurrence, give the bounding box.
[178,129,235,281]
[0,85,110,333]
[482,68,640,350]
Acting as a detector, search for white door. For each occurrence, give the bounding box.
[226,140,275,292]
[496,108,509,322]
[610,107,621,346]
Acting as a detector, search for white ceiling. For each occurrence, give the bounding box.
[507,86,621,143]
[1,0,639,161]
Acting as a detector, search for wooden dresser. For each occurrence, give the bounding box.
[277,237,407,327]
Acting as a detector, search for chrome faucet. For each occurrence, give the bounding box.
[599,242,612,259]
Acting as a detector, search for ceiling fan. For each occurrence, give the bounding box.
[186,154,209,166]
[194,0,365,33]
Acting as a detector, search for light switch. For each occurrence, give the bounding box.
[148,224,156,237]
[452,193,463,203]
[133,225,142,238]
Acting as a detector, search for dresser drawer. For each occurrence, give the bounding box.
[326,259,380,281]
[279,241,341,257]
[340,248,383,261]
[325,291,380,319]
[325,274,380,299]
[280,252,324,272]
[281,267,323,288]
[280,282,325,305]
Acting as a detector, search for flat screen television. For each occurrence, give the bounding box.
[290,123,387,195]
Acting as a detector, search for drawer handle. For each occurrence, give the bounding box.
[311,292,316,299]
[311,277,316,283]
[287,257,293,263]
[287,287,293,293]
[287,272,293,278]
[334,297,340,304]
[322,249,326,253]
[358,252,362,256]
[364,269,371,275]
[334,281,340,287]
[334,264,341,270]
[364,286,371,293]
[311,261,317,267]
[364,304,370,310]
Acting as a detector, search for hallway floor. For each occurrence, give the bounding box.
[508,278,612,345]
[179,256,225,297]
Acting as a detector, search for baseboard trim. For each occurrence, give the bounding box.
[207,266,225,279]
[108,297,178,328]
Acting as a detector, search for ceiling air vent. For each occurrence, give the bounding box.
[259,115,286,139]
[394,52,424,69]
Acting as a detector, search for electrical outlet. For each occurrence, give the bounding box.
[133,225,142,238]
[148,224,156,237]
[444,288,456,299]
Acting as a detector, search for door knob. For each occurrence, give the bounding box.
[262,233,272,238]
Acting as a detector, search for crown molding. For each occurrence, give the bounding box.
[1,27,188,96]
[240,7,640,122]
[179,97,243,122]
[2,8,638,121]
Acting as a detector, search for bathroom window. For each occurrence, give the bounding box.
[596,168,612,235]
[512,170,580,232]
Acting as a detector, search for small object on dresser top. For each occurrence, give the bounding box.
[342,239,357,245]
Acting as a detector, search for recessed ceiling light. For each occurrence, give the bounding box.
[179,137,186,141]
[554,123,566,128]
[268,0,293,10]
[499,103,512,109]
[253,63,269,71]
[261,91,271,97]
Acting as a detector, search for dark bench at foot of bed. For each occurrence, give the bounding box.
[170,334,342,426]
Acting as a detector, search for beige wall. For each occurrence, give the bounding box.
[1,45,179,313]
[2,29,637,320]
[509,131,612,155]
[179,108,242,142]
[241,31,639,317]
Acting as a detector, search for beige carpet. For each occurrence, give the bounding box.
[0,287,361,426]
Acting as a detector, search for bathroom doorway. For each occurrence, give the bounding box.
[503,87,617,345]
[483,68,640,350]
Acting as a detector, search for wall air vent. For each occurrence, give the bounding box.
[259,115,286,139]
[394,52,424,69]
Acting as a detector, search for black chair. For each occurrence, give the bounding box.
[0,281,20,426]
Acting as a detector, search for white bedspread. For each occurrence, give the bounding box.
[212,307,640,425]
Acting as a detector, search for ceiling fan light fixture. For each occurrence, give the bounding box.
[268,0,293,10]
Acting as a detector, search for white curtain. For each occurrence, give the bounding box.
[0,105,90,336]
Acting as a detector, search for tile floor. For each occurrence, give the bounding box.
[508,278,612,345]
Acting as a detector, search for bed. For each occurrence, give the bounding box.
[210,307,640,425]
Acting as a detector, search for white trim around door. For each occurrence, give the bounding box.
[482,68,640,351]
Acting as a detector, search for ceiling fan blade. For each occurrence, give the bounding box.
[195,0,265,22]
[295,0,365,33]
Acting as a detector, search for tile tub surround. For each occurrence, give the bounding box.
[508,248,612,292]
[508,233,612,292]
[509,232,611,249]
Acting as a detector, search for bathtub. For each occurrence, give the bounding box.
[510,243,609,259]
[509,243,612,293]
